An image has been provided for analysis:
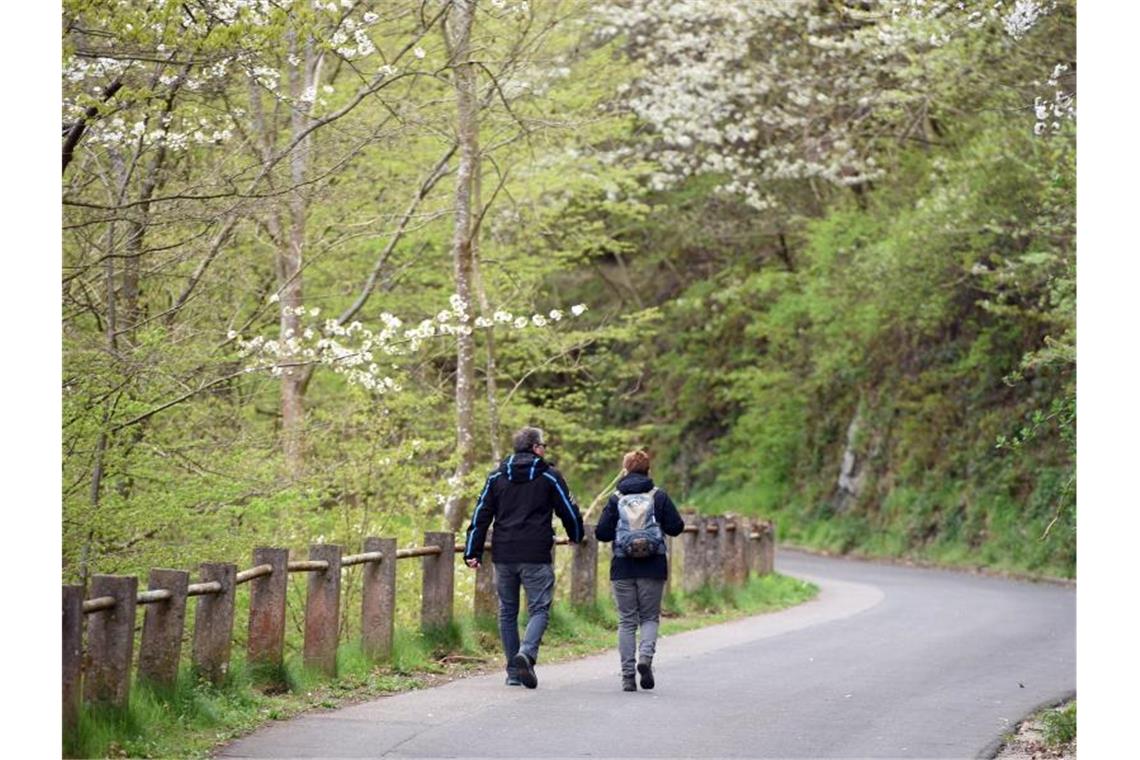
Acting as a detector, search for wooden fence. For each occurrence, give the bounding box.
[62,514,775,732]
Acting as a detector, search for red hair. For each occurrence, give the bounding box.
[622,450,651,474]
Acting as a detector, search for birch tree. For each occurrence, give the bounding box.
[441,0,480,530]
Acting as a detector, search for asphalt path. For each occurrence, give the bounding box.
[217,551,1075,759]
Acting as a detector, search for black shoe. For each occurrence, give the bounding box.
[505,674,522,686]
[622,675,637,692]
[512,652,537,689]
[637,659,654,690]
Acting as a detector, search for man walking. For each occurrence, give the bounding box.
[464,426,585,688]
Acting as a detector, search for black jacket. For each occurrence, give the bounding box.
[463,452,585,565]
[594,473,686,580]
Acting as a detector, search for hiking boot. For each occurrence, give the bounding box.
[505,674,522,686]
[622,674,637,692]
[637,658,655,690]
[512,652,537,689]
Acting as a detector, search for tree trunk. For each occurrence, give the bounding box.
[443,0,480,531]
[278,30,323,474]
[471,159,502,462]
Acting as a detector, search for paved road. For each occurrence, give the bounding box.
[218,551,1075,759]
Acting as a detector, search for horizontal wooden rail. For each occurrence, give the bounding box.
[450,535,574,554]
[288,560,330,572]
[680,523,767,536]
[342,551,385,567]
[395,546,443,559]
[235,563,274,584]
[137,589,173,605]
[82,596,116,614]
[187,581,222,597]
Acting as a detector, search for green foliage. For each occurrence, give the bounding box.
[62,0,1075,603]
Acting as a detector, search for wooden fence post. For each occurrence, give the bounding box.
[739,518,755,582]
[701,518,716,588]
[138,568,189,689]
[303,544,343,676]
[83,575,137,708]
[362,537,396,660]
[247,547,289,674]
[730,517,748,585]
[192,562,236,685]
[473,530,497,619]
[761,520,776,575]
[749,519,765,576]
[712,516,730,588]
[62,585,83,733]
[681,515,704,592]
[701,516,718,589]
[570,524,598,607]
[421,532,454,631]
[723,517,738,586]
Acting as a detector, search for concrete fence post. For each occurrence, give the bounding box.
[83,575,137,708]
[570,524,598,607]
[303,544,343,676]
[138,568,189,689]
[192,562,237,685]
[62,585,84,733]
[681,514,705,592]
[421,532,455,631]
[247,548,289,674]
[362,537,396,660]
[473,530,497,619]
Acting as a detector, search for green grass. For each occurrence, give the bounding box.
[1040,701,1076,747]
[64,572,816,758]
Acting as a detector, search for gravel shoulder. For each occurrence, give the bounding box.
[992,700,1077,760]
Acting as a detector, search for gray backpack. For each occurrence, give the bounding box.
[614,488,666,559]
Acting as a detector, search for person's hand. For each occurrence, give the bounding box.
[465,557,481,569]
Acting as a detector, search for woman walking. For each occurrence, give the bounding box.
[595,450,686,691]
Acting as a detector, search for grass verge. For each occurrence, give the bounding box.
[64,572,816,758]
[995,699,1076,759]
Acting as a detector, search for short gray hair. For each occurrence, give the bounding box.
[512,426,546,453]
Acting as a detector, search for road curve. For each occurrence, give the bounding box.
[217,550,1075,759]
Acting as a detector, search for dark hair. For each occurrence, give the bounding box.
[513,426,546,453]
[622,450,651,474]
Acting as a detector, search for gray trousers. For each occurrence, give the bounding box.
[494,562,555,674]
[611,577,666,676]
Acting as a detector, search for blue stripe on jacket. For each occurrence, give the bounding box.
[465,472,501,556]
[542,471,581,540]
